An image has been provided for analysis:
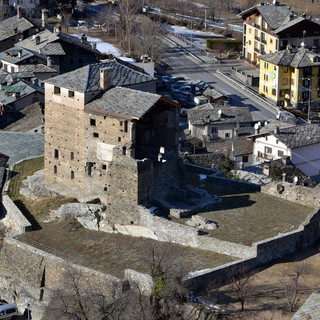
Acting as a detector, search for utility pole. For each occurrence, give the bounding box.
[204,10,207,31]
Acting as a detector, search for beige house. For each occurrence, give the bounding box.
[239,1,320,65]
[44,61,180,212]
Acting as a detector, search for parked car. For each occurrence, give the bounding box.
[276,111,297,123]
[168,80,188,92]
[173,85,193,94]
[0,304,18,319]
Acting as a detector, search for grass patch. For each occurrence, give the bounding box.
[8,157,76,227]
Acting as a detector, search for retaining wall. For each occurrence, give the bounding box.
[262,182,320,208]
[0,195,32,236]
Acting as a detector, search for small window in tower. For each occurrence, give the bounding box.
[118,137,121,142]
[68,90,75,98]
[71,171,74,179]
[54,165,57,174]
[54,86,61,95]
[70,152,74,160]
[124,120,128,133]
[93,132,99,138]
[102,164,107,170]
[104,187,108,191]
[54,149,59,159]
[90,118,96,126]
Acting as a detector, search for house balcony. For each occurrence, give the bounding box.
[254,47,260,53]
[255,36,260,41]
[254,23,261,29]
[257,152,273,160]
[261,39,267,45]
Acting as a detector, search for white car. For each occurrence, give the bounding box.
[276,111,297,123]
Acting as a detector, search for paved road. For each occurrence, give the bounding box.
[162,39,277,122]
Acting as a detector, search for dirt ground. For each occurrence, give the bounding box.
[177,171,314,246]
[199,243,320,319]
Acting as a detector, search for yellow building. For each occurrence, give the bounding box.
[239,1,320,66]
[259,47,320,111]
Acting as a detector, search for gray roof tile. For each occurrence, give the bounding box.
[206,136,253,156]
[40,43,66,55]
[16,29,102,56]
[259,48,320,68]
[45,59,155,92]
[0,16,34,42]
[273,123,320,149]
[85,87,160,119]
[0,47,34,64]
[188,106,253,125]
[239,3,291,30]
[19,64,57,73]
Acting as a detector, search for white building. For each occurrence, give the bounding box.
[249,123,320,177]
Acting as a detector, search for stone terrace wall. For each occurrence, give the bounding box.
[262,182,320,207]
[0,237,154,317]
[136,207,255,259]
[0,195,32,236]
[185,207,320,290]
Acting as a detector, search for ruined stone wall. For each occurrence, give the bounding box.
[0,237,153,318]
[261,182,320,207]
[0,195,32,236]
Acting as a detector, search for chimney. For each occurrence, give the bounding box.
[13,27,18,34]
[91,42,97,50]
[54,24,61,34]
[274,126,279,134]
[273,0,280,5]
[289,13,295,21]
[100,67,113,91]
[35,36,41,45]
[302,12,307,18]
[18,49,22,58]
[47,57,52,67]
[218,109,222,118]
[17,6,21,19]
[254,123,260,134]
[81,33,87,43]
[41,9,48,28]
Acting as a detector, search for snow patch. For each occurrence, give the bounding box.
[72,34,121,56]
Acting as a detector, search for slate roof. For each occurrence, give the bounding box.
[40,43,66,56]
[19,64,57,74]
[45,60,155,92]
[0,70,9,84]
[0,47,34,64]
[239,3,291,30]
[206,136,253,156]
[188,106,253,125]
[259,48,320,67]
[203,87,226,100]
[16,29,102,56]
[85,87,161,119]
[0,80,36,106]
[272,123,320,149]
[0,16,34,42]
[291,293,320,320]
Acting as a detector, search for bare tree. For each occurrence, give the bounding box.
[131,19,166,63]
[118,0,140,56]
[281,261,310,312]
[228,268,255,312]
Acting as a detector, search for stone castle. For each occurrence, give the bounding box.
[44,59,181,219]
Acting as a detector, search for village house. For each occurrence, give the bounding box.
[0,79,43,121]
[205,127,254,167]
[187,105,253,142]
[259,47,320,111]
[0,46,57,80]
[16,27,104,74]
[44,61,179,209]
[239,1,320,65]
[0,8,38,52]
[249,123,320,177]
